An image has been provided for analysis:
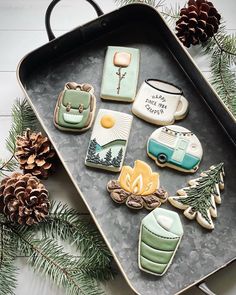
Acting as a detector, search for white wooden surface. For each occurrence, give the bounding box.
[0,0,235,294]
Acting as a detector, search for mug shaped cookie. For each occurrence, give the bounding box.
[54,82,96,132]
[132,79,189,125]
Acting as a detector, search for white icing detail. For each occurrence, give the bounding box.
[63,113,83,124]
[90,109,133,146]
[156,214,173,230]
[132,174,143,194]
[149,125,203,159]
[132,80,188,125]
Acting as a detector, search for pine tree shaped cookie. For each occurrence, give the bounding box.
[168,163,225,230]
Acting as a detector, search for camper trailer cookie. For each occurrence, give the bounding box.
[138,207,183,276]
[107,160,168,210]
[85,109,133,172]
[147,125,203,173]
[132,79,189,125]
[54,82,96,132]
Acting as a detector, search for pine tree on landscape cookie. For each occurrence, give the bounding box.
[168,163,225,230]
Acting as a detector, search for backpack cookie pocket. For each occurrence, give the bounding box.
[54,82,96,132]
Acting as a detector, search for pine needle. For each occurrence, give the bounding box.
[6,98,38,154]
[10,225,105,295]
[39,202,114,281]
[0,221,18,295]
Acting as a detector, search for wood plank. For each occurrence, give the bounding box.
[0,72,23,115]
[0,0,116,31]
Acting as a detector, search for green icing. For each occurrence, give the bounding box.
[140,256,167,275]
[62,90,90,108]
[142,212,175,239]
[153,208,184,237]
[101,46,140,102]
[141,226,179,251]
[139,208,183,275]
[58,103,89,128]
[140,242,173,264]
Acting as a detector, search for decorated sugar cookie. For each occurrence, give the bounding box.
[168,163,225,230]
[132,79,189,125]
[107,160,168,210]
[54,82,96,132]
[85,109,133,172]
[100,46,140,102]
[147,125,203,173]
[138,207,183,276]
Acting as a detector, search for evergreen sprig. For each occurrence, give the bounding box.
[0,98,38,178]
[0,201,114,295]
[115,0,236,117]
[0,99,114,294]
[39,202,114,281]
[0,217,18,295]
[115,0,165,8]
[8,224,105,295]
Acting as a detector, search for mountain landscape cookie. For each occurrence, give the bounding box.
[107,160,168,210]
[132,79,189,125]
[168,163,225,230]
[100,46,140,102]
[54,82,96,132]
[138,207,183,276]
[85,109,133,172]
[147,125,203,173]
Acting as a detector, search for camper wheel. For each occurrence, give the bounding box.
[157,153,167,164]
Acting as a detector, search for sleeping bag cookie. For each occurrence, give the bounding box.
[138,207,183,276]
[54,82,96,132]
[147,125,203,173]
[107,160,168,210]
[85,109,133,172]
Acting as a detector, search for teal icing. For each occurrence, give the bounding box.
[148,139,200,170]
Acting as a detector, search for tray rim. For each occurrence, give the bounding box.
[16,3,236,294]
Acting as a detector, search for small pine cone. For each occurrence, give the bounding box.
[0,172,50,225]
[15,129,56,179]
[176,0,221,47]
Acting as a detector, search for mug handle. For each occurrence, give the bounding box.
[174,96,189,119]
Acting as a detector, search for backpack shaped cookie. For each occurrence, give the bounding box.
[54,82,96,132]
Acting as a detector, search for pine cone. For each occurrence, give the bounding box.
[0,172,50,225]
[15,129,56,179]
[176,0,221,47]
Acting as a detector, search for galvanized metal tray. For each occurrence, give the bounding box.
[17,1,236,294]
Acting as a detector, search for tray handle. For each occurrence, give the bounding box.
[198,282,216,295]
[45,0,104,41]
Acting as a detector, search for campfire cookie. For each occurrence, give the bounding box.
[107,160,168,210]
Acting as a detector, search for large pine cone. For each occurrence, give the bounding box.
[176,0,221,47]
[0,173,50,225]
[16,129,56,179]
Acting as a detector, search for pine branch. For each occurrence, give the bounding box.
[0,221,18,295]
[6,98,38,154]
[115,0,165,8]
[0,98,38,179]
[10,225,105,295]
[38,202,114,281]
